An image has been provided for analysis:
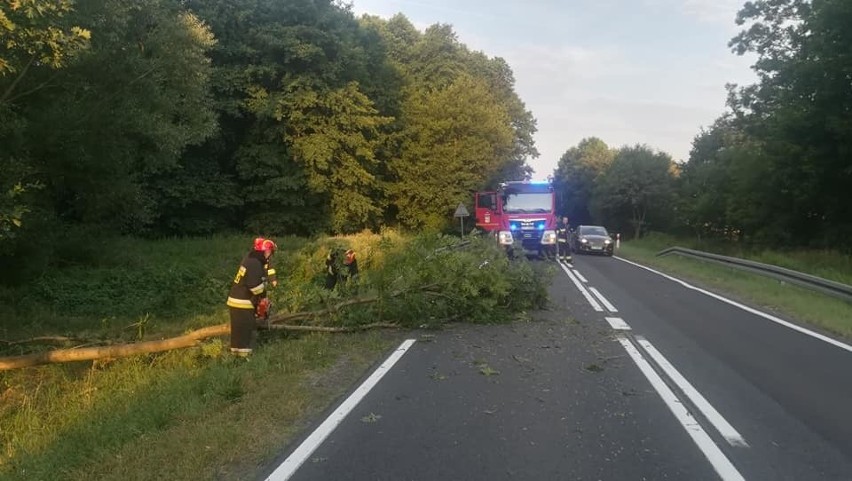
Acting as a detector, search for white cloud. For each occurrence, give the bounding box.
[502,43,645,91]
[350,0,495,23]
[681,0,743,23]
[644,0,744,26]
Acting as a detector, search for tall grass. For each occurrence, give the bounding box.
[1,235,255,342]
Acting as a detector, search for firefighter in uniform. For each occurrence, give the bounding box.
[325,248,358,290]
[227,238,277,356]
[556,216,572,262]
[325,249,341,290]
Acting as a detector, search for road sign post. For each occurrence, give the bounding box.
[454,203,470,239]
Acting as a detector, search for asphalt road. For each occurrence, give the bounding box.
[262,254,852,481]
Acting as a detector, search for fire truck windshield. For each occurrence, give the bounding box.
[502,193,552,213]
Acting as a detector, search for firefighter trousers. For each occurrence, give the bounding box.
[557,240,571,259]
[229,307,256,351]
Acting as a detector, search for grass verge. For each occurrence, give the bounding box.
[626,233,852,285]
[617,237,852,339]
[1,331,395,481]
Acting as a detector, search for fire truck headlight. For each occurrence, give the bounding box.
[541,230,557,245]
[498,231,514,245]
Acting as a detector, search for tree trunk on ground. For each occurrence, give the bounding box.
[0,290,424,371]
[0,324,230,370]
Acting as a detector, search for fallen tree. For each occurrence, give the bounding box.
[1,234,549,371]
[0,294,398,371]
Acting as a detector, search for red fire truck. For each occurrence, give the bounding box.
[474,180,558,257]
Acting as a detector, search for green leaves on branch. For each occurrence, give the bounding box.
[367,13,537,231]
[591,145,676,239]
[705,0,852,246]
[253,82,392,233]
[553,137,614,226]
[0,182,39,240]
[391,75,514,230]
[0,0,91,80]
[552,140,675,239]
[285,234,549,328]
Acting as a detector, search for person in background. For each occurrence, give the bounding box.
[325,248,359,290]
[325,249,341,290]
[343,249,358,281]
[556,216,572,263]
[226,237,277,356]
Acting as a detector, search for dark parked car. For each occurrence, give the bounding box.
[572,225,614,256]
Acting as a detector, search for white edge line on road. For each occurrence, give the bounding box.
[635,336,750,448]
[605,317,631,330]
[265,339,417,481]
[589,287,618,312]
[616,336,746,481]
[614,256,852,354]
[558,261,603,312]
[572,269,589,283]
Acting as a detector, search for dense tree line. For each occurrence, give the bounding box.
[0,0,536,271]
[553,139,677,239]
[554,0,851,250]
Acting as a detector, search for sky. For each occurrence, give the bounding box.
[349,0,758,179]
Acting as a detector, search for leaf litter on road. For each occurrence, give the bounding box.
[585,363,604,373]
[361,413,382,423]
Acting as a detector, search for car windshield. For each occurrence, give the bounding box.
[580,226,608,236]
[502,193,551,213]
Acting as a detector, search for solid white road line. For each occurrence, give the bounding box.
[265,339,417,481]
[589,287,618,312]
[572,269,588,283]
[605,317,632,330]
[617,336,746,481]
[558,260,603,312]
[614,256,852,354]
[636,336,749,448]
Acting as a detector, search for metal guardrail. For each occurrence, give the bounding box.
[657,246,852,303]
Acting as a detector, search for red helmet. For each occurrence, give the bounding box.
[253,237,277,254]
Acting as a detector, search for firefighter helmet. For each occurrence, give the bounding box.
[253,237,277,254]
